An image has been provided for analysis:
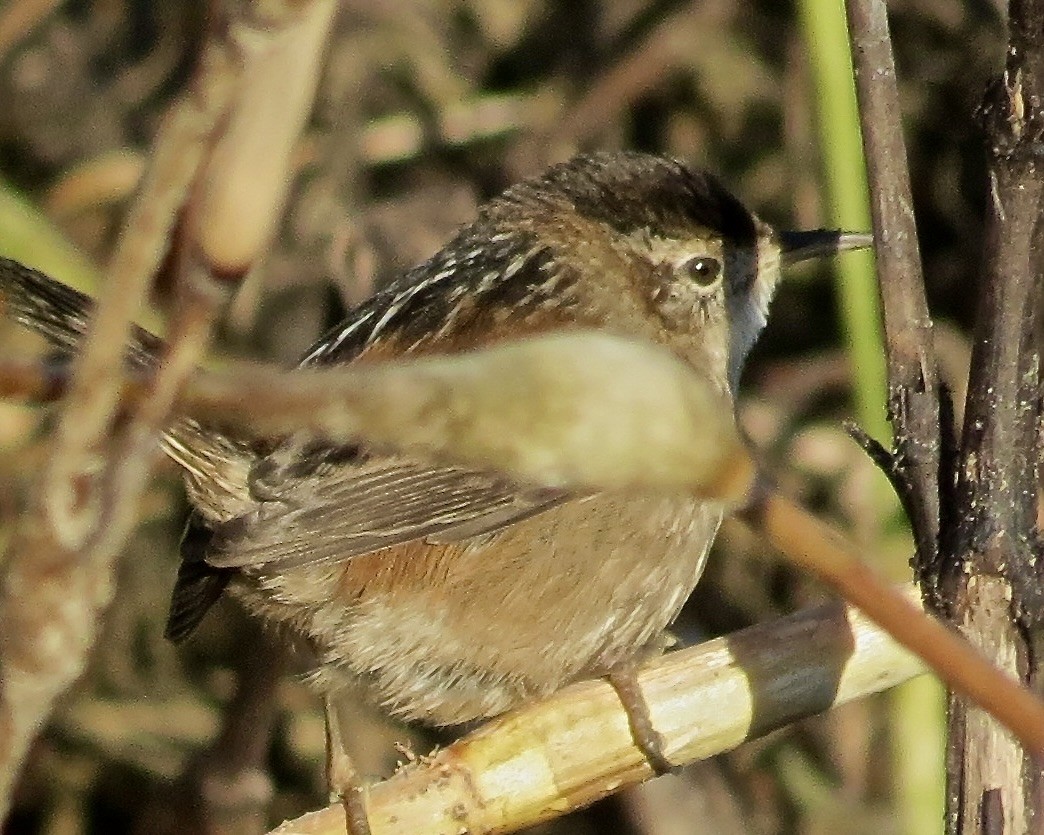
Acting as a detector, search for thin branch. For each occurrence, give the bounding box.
[844,0,942,588]
[39,25,239,549]
[739,490,1044,755]
[0,332,752,499]
[0,33,240,806]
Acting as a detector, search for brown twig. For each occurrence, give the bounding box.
[39,15,239,551]
[739,490,1044,757]
[844,0,943,591]
[955,3,1044,620]
[0,330,753,499]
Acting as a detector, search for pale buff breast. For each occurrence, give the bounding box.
[235,494,721,725]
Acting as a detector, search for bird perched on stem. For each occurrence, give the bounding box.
[0,150,870,827]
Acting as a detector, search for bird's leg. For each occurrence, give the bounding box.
[323,694,372,835]
[607,666,675,776]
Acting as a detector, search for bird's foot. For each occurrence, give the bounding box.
[607,667,675,776]
[324,695,372,835]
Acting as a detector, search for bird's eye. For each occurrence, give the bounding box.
[683,257,722,287]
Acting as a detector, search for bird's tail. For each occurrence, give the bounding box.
[0,257,163,368]
[0,257,251,642]
[0,257,253,520]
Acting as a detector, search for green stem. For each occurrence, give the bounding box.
[797,0,888,443]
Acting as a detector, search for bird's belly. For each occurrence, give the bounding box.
[238,494,721,725]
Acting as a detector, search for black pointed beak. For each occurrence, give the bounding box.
[779,229,874,265]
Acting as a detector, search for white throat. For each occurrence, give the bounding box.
[726,240,782,392]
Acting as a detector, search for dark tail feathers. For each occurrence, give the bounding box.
[0,256,242,642]
[0,257,163,368]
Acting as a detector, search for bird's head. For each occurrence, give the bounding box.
[504,152,872,392]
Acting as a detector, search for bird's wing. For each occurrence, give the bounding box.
[198,227,582,570]
[202,448,567,569]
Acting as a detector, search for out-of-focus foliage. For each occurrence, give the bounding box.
[0,1,999,833]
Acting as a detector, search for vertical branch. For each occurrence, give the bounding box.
[945,0,1044,831]
[844,0,942,582]
[956,2,1044,612]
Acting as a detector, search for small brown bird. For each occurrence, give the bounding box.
[0,151,869,774]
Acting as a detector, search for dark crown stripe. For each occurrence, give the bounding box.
[517,152,758,244]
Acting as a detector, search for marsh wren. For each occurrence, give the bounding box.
[0,151,870,777]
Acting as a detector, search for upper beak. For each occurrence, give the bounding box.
[779,229,874,265]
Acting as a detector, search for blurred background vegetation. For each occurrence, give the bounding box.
[0,1,1006,832]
